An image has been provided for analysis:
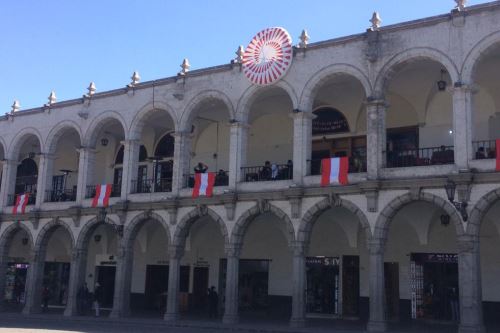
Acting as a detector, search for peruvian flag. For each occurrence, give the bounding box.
[12,193,29,215]
[92,184,112,208]
[496,139,500,172]
[320,157,349,186]
[192,172,215,198]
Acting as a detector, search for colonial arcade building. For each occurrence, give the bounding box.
[1,2,500,332]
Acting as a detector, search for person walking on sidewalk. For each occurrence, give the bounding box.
[93,283,103,317]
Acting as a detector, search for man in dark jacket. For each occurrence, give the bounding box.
[207,286,218,319]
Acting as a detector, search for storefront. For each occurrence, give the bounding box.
[4,262,29,304]
[43,262,70,306]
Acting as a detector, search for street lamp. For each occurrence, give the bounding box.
[444,180,468,221]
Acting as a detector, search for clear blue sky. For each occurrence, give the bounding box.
[1,0,487,111]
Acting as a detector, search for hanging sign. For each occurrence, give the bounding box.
[242,27,293,86]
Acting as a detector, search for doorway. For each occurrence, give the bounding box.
[384,262,400,320]
[43,262,70,306]
[342,255,360,317]
[192,266,209,313]
[96,266,116,308]
[306,256,340,317]
[144,265,168,312]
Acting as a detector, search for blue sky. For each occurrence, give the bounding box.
[1,0,486,111]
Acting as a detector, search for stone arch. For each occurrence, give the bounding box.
[173,207,229,249]
[373,192,464,242]
[7,127,44,160]
[45,120,83,154]
[122,211,171,248]
[34,219,75,252]
[298,197,372,246]
[0,136,7,159]
[75,216,120,250]
[299,63,372,112]
[373,47,460,96]
[235,79,299,122]
[83,111,127,147]
[129,101,177,141]
[466,188,500,238]
[462,30,500,84]
[179,90,235,132]
[0,222,34,256]
[230,203,295,247]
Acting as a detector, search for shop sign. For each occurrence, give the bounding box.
[412,252,458,263]
[306,256,340,266]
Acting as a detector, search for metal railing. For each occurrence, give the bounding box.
[85,184,121,199]
[45,189,77,202]
[7,193,36,206]
[183,171,229,188]
[472,140,496,159]
[386,145,455,168]
[308,156,367,176]
[241,164,293,182]
[131,178,172,193]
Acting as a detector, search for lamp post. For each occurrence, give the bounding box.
[444,180,468,221]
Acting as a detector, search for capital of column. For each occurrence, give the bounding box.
[117,246,132,259]
[457,235,479,254]
[368,237,386,255]
[364,97,388,109]
[76,146,97,154]
[168,245,184,259]
[228,120,249,129]
[451,82,478,94]
[289,111,316,121]
[38,152,57,160]
[120,139,140,146]
[71,248,88,261]
[1,159,20,167]
[289,241,307,257]
[225,243,242,258]
[172,130,193,139]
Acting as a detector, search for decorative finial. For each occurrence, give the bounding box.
[455,0,467,11]
[298,29,310,48]
[178,58,190,76]
[11,100,20,113]
[369,12,382,31]
[47,91,56,105]
[234,46,244,64]
[130,71,140,86]
[87,82,96,97]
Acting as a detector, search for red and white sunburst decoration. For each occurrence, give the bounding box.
[242,27,293,86]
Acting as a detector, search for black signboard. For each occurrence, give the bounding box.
[312,107,350,135]
[411,252,458,263]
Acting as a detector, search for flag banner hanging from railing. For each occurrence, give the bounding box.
[192,173,215,198]
[12,193,29,215]
[92,184,112,207]
[320,157,349,186]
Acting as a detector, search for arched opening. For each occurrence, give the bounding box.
[132,110,175,194]
[470,43,500,161]
[242,87,294,182]
[45,128,81,202]
[184,99,230,189]
[305,207,368,321]
[309,74,368,175]
[384,201,458,322]
[85,118,125,199]
[384,59,454,168]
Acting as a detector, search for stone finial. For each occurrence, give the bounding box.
[234,45,244,64]
[87,82,96,96]
[178,58,190,76]
[455,0,467,11]
[298,29,310,48]
[11,100,20,113]
[130,71,140,86]
[369,12,382,31]
[47,91,56,105]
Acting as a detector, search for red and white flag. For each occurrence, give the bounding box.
[12,193,29,215]
[496,139,500,172]
[192,172,215,198]
[320,157,349,186]
[92,184,112,208]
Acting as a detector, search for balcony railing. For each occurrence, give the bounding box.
[131,178,172,194]
[45,189,77,202]
[241,164,293,182]
[183,171,229,188]
[472,140,496,159]
[308,156,367,176]
[7,193,36,207]
[386,145,455,168]
[85,184,121,199]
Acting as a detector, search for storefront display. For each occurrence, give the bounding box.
[306,256,340,316]
[4,263,28,303]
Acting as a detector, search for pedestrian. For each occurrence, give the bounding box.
[449,287,459,322]
[42,286,50,312]
[194,162,208,174]
[94,283,102,317]
[77,284,85,315]
[207,286,218,319]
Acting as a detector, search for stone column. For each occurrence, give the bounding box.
[290,241,307,327]
[366,99,387,180]
[110,244,133,318]
[223,244,241,324]
[120,139,140,199]
[367,238,387,332]
[64,248,87,316]
[457,235,484,333]
[23,249,45,314]
[35,153,55,207]
[164,245,183,322]
[290,112,313,183]
[76,147,96,203]
[171,131,192,195]
[0,159,18,209]
[228,121,248,189]
[452,83,474,171]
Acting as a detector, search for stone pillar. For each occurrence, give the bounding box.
[110,245,133,318]
[291,112,313,183]
[366,99,387,180]
[228,122,248,189]
[35,153,55,207]
[290,241,307,327]
[76,147,96,203]
[164,245,183,322]
[223,244,241,324]
[0,159,18,209]
[120,139,140,199]
[367,238,387,332]
[457,236,484,333]
[452,83,473,171]
[171,132,192,195]
[23,249,44,314]
[64,248,87,316]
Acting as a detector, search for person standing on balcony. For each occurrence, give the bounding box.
[194,162,208,174]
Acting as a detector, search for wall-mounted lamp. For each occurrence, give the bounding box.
[94,234,102,243]
[101,138,109,147]
[444,180,468,221]
[28,152,36,159]
[292,108,302,113]
[437,69,447,92]
[21,237,28,245]
[440,214,450,226]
